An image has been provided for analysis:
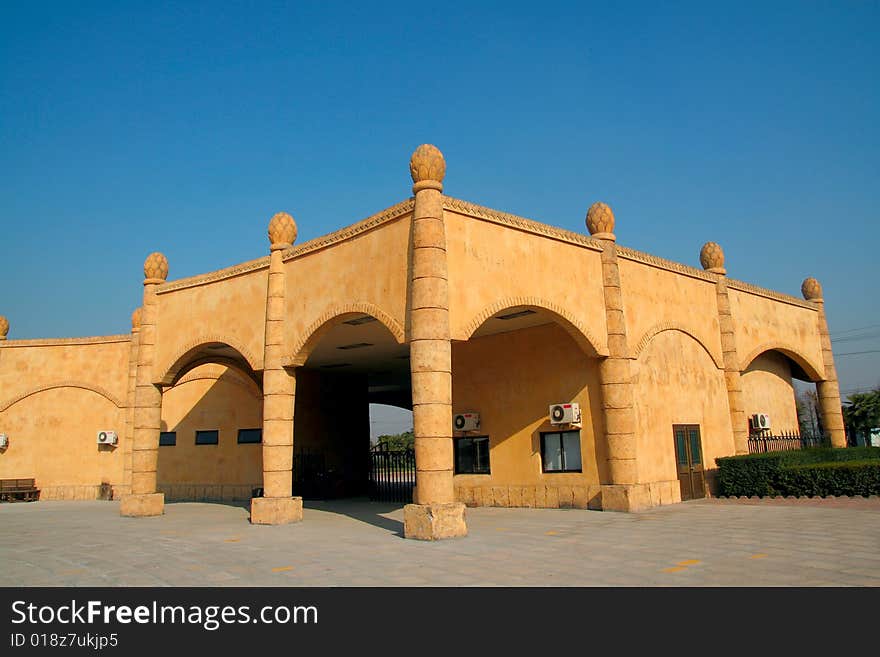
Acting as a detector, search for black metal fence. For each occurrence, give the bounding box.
[368,446,415,503]
[747,430,826,454]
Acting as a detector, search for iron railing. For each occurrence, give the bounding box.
[368,446,415,503]
[747,430,826,454]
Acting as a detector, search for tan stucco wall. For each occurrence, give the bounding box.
[451,322,605,508]
[729,288,823,379]
[0,337,131,499]
[618,257,723,367]
[740,351,799,433]
[153,268,268,382]
[157,363,262,500]
[285,214,411,361]
[445,210,608,355]
[632,329,733,488]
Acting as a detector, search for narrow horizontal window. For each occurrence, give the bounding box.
[237,428,262,444]
[195,430,219,445]
[159,431,176,446]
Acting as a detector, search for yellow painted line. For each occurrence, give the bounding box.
[545,531,558,536]
[272,566,294,573]
[750,553,769,559]
[59,568,86,575]
[677,559,701,566]
[224,537,240,543]
[662,566,686,573]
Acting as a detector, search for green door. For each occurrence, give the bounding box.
[673,424,706,501]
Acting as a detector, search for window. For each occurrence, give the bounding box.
[159,431,176,446]
[195,430,219,445]
[540,430,582,473]
[237,428,262,444]
[454,436,490,474]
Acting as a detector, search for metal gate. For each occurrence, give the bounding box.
[368,446,415,503]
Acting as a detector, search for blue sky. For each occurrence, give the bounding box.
[1,1,878,406]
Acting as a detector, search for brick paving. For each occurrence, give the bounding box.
[1,497,878,586]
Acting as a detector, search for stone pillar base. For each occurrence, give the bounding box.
[250,496,303,525]
[403,502,467,540]
[120,492,165,517]
[600,484,655,512]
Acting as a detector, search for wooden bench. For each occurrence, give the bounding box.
[0,478,41,502]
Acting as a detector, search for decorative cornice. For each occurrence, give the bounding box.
[443,196,605,252]
[286,301,406,368]
[461,296,608,358]
[1,381,124,412]
[157,255,270,294]
[0,335,131,348]
[616,246,716,282]
[282,198,416,262]
[631,322,724,369]
[726,279,816,310]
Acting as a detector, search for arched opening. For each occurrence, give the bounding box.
[157,343,263,503]
[293,312,411,500]
[452,305,605,509]
[741,348,817,439]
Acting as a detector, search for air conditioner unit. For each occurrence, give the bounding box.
[97,430,118,446]
[750,414,771,431]
[453,412,481,432]
[0,434,8,449]
[549,402,581,426]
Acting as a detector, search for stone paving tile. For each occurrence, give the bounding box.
[1,498,879,586]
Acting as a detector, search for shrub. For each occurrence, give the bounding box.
[715,448,880,497]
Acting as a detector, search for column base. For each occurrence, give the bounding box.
[600,482,681,512]
[250,496,303,525]
[120,492,165,517]
[403,502,467,540]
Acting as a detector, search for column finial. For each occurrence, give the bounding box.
[268,212,297,251]
[143,252,169,284]
[410,144,445,193]
[586,202,616,241]
[700,241,726,275]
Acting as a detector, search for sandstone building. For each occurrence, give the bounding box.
[0,145,845,539]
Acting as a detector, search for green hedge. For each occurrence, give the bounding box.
[715,447,880,497]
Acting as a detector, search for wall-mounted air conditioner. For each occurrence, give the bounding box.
[453,412,481,432]
[750,414,771,431]
[0,433,8,449]
[97,430,118,446]
[549,403,581,426]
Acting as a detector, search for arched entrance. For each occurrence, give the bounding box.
[452,304,605,509]
[292,312,411,500]
[157,342,263,502]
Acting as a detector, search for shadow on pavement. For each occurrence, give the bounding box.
[305,498,406,537]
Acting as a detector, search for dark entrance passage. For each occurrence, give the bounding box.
[368,445,415,503]
[673,424,706,501]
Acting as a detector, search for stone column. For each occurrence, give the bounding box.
[586,203,648,511]
[120,253,167,517]
[250,212,303,525]
[700,243,749,455]
[802,277,846,448]
[0,315,8,341]
[122,307,143,494]
[403,144,466,540]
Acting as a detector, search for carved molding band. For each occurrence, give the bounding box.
[443,196,604,252]
[174,364,262,399]
[739,342,825,382]
[0,335,131,348]
[157,256,270,294]
[632,322,724,369]
[1,381,124,412]
[286,302,406,368]
[157,334,263,385]
[461,296,607,358]
[726,279,816,310]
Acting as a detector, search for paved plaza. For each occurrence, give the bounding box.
[2,497,879,586]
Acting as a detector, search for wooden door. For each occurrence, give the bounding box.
[673,424,706,501]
